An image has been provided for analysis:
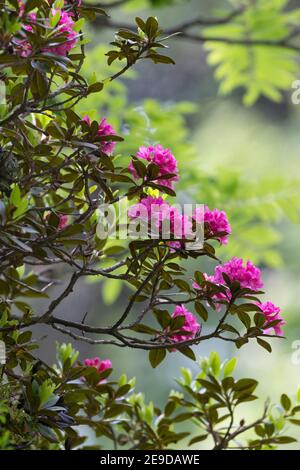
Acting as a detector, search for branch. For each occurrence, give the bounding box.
[111,254,166,329]
[176,32,300,51]
[92,6,245,31]
[91,6,300,52]
[214,402,269,450]
[82,0,128,8]
[39,271,82,322]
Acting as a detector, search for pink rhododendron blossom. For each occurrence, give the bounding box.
[83,357,112,383]
[128,196,193,244]
[193,258,263,293]
[84,357,112,373]
[45,10,77,56]
[256,301,286,336]
[83,116,117,155]
[194,206,231,245]
[58,214,68,230]
[129,145,179,189]
[15,8,77,58]
[169,305,200,342]
[128,196,165,226]
[193,258,264,308]
[211,257,263,291]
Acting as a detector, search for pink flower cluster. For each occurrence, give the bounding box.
[84,357,112,373]
[16,6,78,58]
[193,257,263,304]
[48,10,78,56]
[211,257,264,291]
[128,196,193,244]
[83,116,117,155]
[169,305,201,343]
[128,197,233,251]
[129,145,179,189]
[194,206,231,245]
[81,357,112,384]
[193,257,285,336]
[256,301,286,336]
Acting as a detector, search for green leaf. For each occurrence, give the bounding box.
[178,347,196,361]
[18,331,32,344]
[281,394,292,412]
[147,54,175,65]
[204,2,299,105]
[233,378,258,393]
[257,337,272,353]
[273,436,297,444]
[149,348,166,368]
[189,434,208,445]
[131,324,158,335]
[209,351,221,376]
[10,184,21,207]
[195,302,208,322]
[87,82,104,94]
[145,17,159,39]
[223,357,237,378]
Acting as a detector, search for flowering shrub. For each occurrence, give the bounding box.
[0,0,295,451]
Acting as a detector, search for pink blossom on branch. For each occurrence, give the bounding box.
[256,301,286,336]
[211,257,264,291]
[168,305,201,343]
[129,145,179,189]
[128,196,193,245]
[83,357,112,383]
[84,357,112,373]
[193,257,263,293]
[128,195,166,226]
[45,10,78,56]
[15,8,78,58]
[83,116,117,155]
[194,206,231,245]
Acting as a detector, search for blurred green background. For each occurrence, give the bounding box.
[36,0,300,448]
